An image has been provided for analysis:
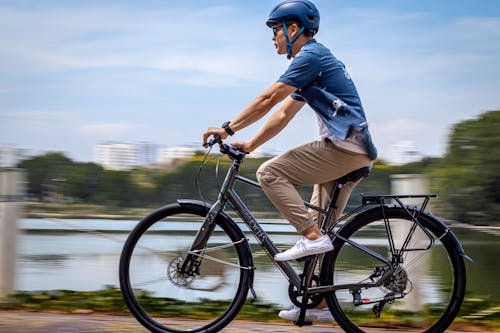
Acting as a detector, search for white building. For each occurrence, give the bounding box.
[95,142,141,170]
[0,145,23,168]
[137,142,157,165]
[95,142,219,169]
[390,141,423,165]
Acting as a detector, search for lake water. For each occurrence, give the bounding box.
[16,218,500,307]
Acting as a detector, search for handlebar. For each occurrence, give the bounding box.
[204,135,248,161]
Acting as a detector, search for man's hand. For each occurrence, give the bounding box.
[231,140,255,153]
[202,127,228,147]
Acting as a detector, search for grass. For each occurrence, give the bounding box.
[1,287,498,331]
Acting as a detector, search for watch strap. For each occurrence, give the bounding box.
[222,121,235,136]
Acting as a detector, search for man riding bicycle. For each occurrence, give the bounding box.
[203,0,377,323]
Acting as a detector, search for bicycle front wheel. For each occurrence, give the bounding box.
[323,206,466,333]
[119,202,252,333]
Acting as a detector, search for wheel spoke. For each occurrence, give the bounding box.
[119,204,251,333]
[324,207,466,333]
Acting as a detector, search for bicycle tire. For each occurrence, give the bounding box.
[322,206,466,333]
[119,201,252,333]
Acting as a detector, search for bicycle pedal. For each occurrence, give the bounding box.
[294,320,313,327]
[296,255,315,262]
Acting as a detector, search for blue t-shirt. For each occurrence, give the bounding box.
[277,39,377,160]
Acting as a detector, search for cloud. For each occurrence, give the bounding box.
[1,2,499,162]
[316,7,500,160]
[79,122,135,136]
[322,8,500,69]
[451,16,500,42]
[373,118,429,136]
[0,109,65,122]
[370,118,444,158]
[0,4,274,87]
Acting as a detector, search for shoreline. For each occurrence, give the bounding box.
[23,212,145,220]
[22,212,500,230]
[21,202,283,221]
[20,202,500,234]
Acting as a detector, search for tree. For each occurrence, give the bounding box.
[96,170,140,207]
[435,110,500,224]
[61,163,105,202]
[18,152,74,201]
[17,110,500,226]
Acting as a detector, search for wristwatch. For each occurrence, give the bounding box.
[222,121,235,136]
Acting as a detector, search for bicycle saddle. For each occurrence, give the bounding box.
[336,167,371,184]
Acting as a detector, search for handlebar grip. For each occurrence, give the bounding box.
[213,134,222,143]
[203,135,246,160]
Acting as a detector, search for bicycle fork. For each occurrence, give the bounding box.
[178,162,238,275]
[179,200,223,275]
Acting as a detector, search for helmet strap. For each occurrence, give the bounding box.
[282,21,305,59]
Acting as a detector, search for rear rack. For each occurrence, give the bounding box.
[361,194,439,253]
[362,194,437,215]
[362,194,437,205]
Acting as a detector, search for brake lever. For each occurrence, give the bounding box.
[202,134,222,148]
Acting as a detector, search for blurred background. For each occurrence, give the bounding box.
[1,0,499,331]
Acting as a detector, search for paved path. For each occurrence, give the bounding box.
[0,312,335,333]
[0,312,481,333]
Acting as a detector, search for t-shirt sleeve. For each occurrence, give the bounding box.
[277,51,321,89]
[290,92,305,101]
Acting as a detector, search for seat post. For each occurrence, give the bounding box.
[319,181,343,232]
[328,180,343,210]
[321,167,370,232]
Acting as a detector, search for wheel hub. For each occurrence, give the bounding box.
[383,267,408,293]
[167,256,196,287]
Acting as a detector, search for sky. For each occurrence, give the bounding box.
[1,0,500,163]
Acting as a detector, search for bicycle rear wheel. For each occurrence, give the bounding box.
[322,206,466,333]
[119,202,252,333]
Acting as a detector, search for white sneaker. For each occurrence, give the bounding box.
[279,306,334,323]
[275,235,333,261]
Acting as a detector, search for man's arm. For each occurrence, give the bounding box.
[229,82,297,132]
[202,82,297,146]
[232,96,305,152]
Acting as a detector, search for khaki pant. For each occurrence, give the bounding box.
[256,139,372,233]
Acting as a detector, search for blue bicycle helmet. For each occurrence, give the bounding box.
[266,0,320,58]
[266,0,320,34]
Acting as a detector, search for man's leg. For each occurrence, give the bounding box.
[310,179,363,228]
[257,140,371,261]
[311,179,363,288]
[257,139,371,233]
[276,146,369,321]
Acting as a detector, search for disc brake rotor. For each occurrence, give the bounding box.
[167,256,196,287]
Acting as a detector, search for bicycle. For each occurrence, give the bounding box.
[119,135,471,333]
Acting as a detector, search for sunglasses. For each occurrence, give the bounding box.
[272,22,298,36]
[272,25,284,36]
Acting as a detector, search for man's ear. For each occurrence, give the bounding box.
[290,23,299,38]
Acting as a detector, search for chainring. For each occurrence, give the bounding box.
[288,274,324,309]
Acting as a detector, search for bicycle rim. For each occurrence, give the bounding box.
[323,207,466,333]
[119,203,251,333]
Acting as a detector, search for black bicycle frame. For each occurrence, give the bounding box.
[185,155,438,294]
